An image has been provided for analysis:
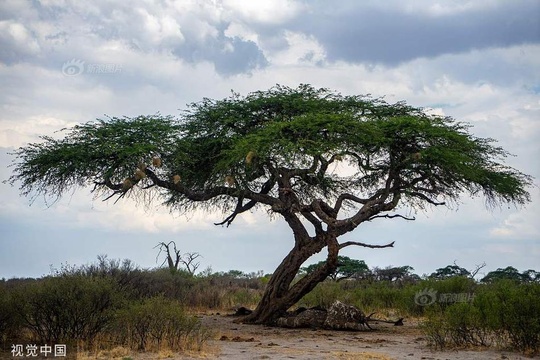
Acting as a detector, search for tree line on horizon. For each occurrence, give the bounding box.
[3,253,539,288]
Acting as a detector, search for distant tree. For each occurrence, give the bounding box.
[431,264,471,279]
[154,241,201,275]
[481,266,540,283]
[179,252,202,276]
[373,265,417,282]
[522,269,540,283]
[8,85,532,325]
[224,270,246,279]
[430,261,487,280]
[301,256,369,281]
[155,241,182,274]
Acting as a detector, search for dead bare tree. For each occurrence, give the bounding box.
[180,252,202,275]
[154,241,181,273]
[155,241,202,275]
[469,261,487,279]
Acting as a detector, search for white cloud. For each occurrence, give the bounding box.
[401,0,499,17]
[268,31,326,65]
[0,20,41,58]
[224,22,259,43]
[0,0,538,277]
[223,0,305,25]
[490,193,540,240]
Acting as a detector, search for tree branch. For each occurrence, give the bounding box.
[367,213,415,221]
[215,177,276,227]
[334,193,370,214]
[339,240,395,250]
[311,199,337,225]
[300,210,324,235]
[409,191,446,206]
[214,197,254,227]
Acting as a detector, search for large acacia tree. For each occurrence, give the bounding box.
[8,85,532,324]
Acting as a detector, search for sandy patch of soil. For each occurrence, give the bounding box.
[180,314,534,360]
[3,314,534,360]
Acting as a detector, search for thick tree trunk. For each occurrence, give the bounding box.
[240,233,340,325]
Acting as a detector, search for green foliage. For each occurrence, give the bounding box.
[8,115,179,203]
[481,266,540,283]
[421,276,476,297]
[8,84,532,217]
[12,275,121,344]
[422,280,540,354]
[2,258,539,356]
[111,296,208,352]
[430,264,471,280]
[371,265,418,282]
[301,256,369,281]
[0,284,20,344]
[476,280,540,352]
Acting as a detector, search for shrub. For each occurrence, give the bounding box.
[111,296,211,352]
[12,275,121,345]
[475,280,540,353]
[421,280,540,354]
[0,285,21,348]
[421,308,449,350]
[298,281,342,308]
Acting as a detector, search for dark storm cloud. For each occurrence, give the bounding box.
[172,33,268,76]
[290,1,539,65]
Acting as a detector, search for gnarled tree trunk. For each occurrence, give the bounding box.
[240,231,340,325]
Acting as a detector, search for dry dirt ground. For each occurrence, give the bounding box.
[2,314,536,359]
[181,314,536,360]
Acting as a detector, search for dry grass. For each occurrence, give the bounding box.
[330,351,394,359]
[77,346,132,360]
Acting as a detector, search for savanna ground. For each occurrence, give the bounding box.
[1,257,539,359]
[197,312,533,360]
[72,313,534,360]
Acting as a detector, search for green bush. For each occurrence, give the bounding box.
[0,285,21,348]
[421,308,449,350]
[421,280,540,354]
[298,281,342,309]
[111,296,210,351]
[475,280,540,353]
[12,275,121,345]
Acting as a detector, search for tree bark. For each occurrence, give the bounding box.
[240,232,340,325]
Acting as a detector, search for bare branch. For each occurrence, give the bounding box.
[154,241,181,271]
[339,240,395,250]
[300,210,324,235]
[102,190,123,202]
[180,252,202,275]
[334,193,370,214]
[214,197,252,227]
[215,177,276,227]
[409,191,445,206]
[311,199,337,225]
[470,261,487,279]
[367,213,415,221]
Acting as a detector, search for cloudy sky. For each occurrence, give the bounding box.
[1,0,539,279]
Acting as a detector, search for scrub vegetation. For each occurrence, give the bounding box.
[1,256,538,356]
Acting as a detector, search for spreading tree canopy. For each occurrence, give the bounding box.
[301,256,369,282]
[8,84,532,324]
